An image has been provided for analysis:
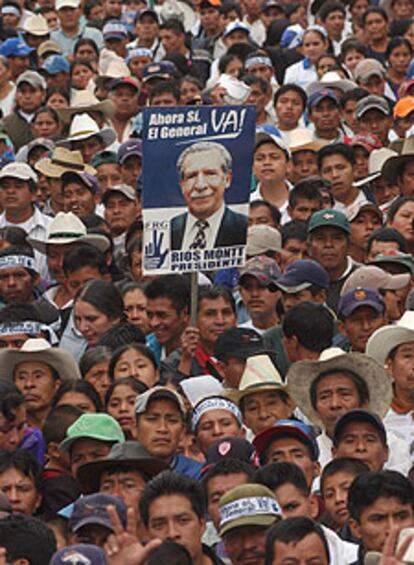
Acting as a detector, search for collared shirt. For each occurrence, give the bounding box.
[182,204,225,250]
[51,23,104,56]
[0,206,52,279]
[334,189,368,218]
[284,59,317,89]
[242,16,266,46]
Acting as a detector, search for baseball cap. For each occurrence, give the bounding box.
[308,208,351,234]
[253,420,320,463]
[55,0,80,9]
[333,409,387,447]
[261,0,284,12]
[109,76,139,91]
[103,20,128,39]
[218,484,281,537]
[102,184,136,204]
[41,54,70,75]
[239,256,280,289]
[59,413,125,452]
[37,40,62,58]
[349,134,382,154]
[356,95,390,119]
[50,544,106,565]
[0,38,33,58]
[134,386,187,417]
[90,150,117,169]
[118,139,142,164]
[255,131,290,159]
[214,328,263,361]
[370,250,414,274]
[341,265,410,296]
[200,0,221,9]
[142,61,177,83]
[0,162,37,183]
[355,59,385,83]
[276,259,329,293]
[16,70,46,90]
[136,7,159,21]
[223,20,250,38]
[246,224,282,256]
[338,287,385,318]
[203,437,257,473]
[61,171,99,194]
[69,494,127,533]
[307,88,338,111]
[348,201,383,223]
[394,96,414,119]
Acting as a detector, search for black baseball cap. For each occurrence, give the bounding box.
[202,437,257,475]
[333,409,387,447]
[214,328,264,361]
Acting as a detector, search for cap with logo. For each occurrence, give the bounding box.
[308,208,350,234]
[50,544,106,565]
[218,484,281,537]
[307,88,338,111]
[0,37,34,58]
[338,287,385,318]
[354,59,386,83]
[356,95,390,119]
[0,162,38,183]
[59,413,125,453]
[239,256,280,289]
[142,61,177,83]
[118,139,143,164]
[276,259,329,293]
[102,184,137,204]
[203,437,257,474]
[42,55,70,75]
[103,20,128,39]
[223,20,250,38]
[69,494,127,533]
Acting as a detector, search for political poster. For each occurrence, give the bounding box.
[142,105,256,275]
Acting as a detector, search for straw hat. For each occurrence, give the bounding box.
[381,136,414,184]
[287,347,392,427]
[354,148,398,187]
[28,212,110,253]
[34,147,96,178]
[288,128,328,154]
[58,114,116,148]
[306,71,357,96]
[37,40,62,58]
[366,311,414,366]
[57,90,116,123]
[23,14,49,36]
[227,354,286,404]
[0,338,80,381]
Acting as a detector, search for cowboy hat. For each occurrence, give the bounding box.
[381,136,414,184]
[58,114,116,148]
[366,311,414,366]
[286,347,392,427]
[34,147,96,178]
[227,354,286,404]
[28,212,110,254]
[288,128,328,154]
[0,338,81,381]
[77,441,169,494]
[354,148,398,187]
[306,71,357,97]
[57,90,116,123]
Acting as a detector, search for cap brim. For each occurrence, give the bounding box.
[71,517,113,533]
[341,299,384,317]
[276,281,312,293]
[220,514,279,537]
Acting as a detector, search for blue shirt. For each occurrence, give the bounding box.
[51,23,103,56]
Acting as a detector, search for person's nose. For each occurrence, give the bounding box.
[195,171,208,189]
[8,486,19,503]
[6,275,16,288]
[212,421,223,436]
[355,437,367,452]
[166,521,180,541]
[329,392,342,410]
[119,400,130,413]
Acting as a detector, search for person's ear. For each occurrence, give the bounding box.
[338,319,347,338]
[215,360,226,380]
[348,517,361,540]
[53,378,62,393]
[309,493,319,520]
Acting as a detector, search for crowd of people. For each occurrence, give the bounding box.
[1,0,414,563]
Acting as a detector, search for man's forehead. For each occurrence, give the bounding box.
[0,267,31,276]
[145,397,181,413]
[316,371,357,389]
[268,436,308,453]
[100,468,146,481]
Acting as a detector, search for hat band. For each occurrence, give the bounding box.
[0,321,41,336]
[0,255,36,272]
[51,158,85,171]
[69,129,99,139]
[220,496,280,526]
[48,231,83,240]
[192,397,242,431]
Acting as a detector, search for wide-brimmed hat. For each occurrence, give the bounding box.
[354,148,398,187]
[57,90,116,123]
[366,311,414,366]
[286,347,392,427]
[28,212,110,254]
[288,128,327,154]
[23,14,49,36]
[77,441,169,494]
[58,114,116,148]
[228,354,285,404]
[381,136,414,184]
[35,147,96,178]
[306,71,356,96]
[0,338,80,381]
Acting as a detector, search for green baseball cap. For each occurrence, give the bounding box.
[90,150,118,169]
[59,413,125,453]
[369,250,414,274]
[308,208,351,234]
[218,484,281,537]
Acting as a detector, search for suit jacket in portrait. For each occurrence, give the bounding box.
[171,206,248,251]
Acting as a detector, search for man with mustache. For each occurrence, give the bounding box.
[171,141,248,252]
[218,483,281,565]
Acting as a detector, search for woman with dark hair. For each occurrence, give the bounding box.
[31,107,61,139]
[79,346,112,404]
[284,26,330,88]
[109,343,159,388]
[53,380,102,413]
[73,280,125,348]
[387,196,414,253]
[120,282,150,334]
[105,377,147,438]
[73,38,99,63]
[386,37,413,97]
[45,88,70,110]
[70,59,96,91]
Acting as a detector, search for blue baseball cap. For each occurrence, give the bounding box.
[338,287,385,318]
[142,60,177,83]
[103,20,128,39]
[307,88,338,111]
[253,419,319,462]
[42,54,70,74]
[118,139,142,164]
[51,544,106,565]
[277,259,329,293]
[0,38,33,57]
[61,171,99,194]
[69,494,127,533]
